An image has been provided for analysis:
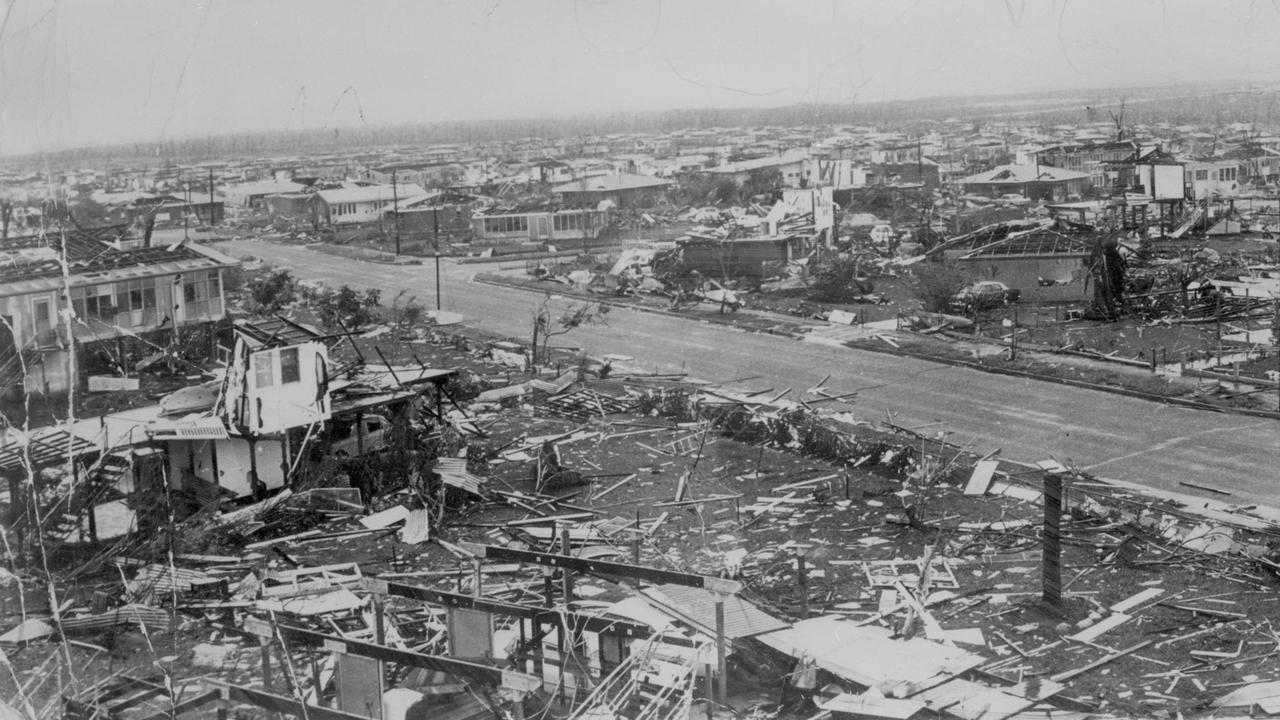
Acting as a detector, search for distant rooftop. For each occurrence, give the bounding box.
[961,164,1090,185]
[550,173,669,194]
[316,183,426,204]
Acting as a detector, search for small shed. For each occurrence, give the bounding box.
[960,164,1090,202]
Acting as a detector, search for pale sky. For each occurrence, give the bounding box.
[4,0,1280,156]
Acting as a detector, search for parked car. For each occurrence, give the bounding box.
[329,414,389,457]
[950,281,1020,313]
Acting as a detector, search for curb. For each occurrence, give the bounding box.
[475,274,1280,421]
[845,337,1280,420]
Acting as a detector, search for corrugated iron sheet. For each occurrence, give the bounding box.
[436,458,485,495]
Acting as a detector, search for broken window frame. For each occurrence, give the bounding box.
[70,283,117,322]
[483,214,529,234]
[252,351,275,389]
[182,270,224,319]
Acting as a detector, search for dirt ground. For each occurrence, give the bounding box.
[5,242,1280,720]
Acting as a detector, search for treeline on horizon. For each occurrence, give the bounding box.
[12,80,1280,168]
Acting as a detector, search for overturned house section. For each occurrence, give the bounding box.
[146,317,460,509]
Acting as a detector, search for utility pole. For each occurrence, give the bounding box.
[916,136,923,185]
[1010,307,1019,361]
[433,206,441,310]
[391,169,401,256]
[183,176,190,241]
[207,168,216,227]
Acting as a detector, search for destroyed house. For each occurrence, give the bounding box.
[1034,140,1140,187]
[959,164,1089,202]
[1219,143,1280,185]
[1103,147,1186,200]
[0,229,238,395]
[151,318,457,501]
[151,318,335,500]
[925,220,1049,261]
[366,161,465,188]
[1184,158,1242,200]
[263,191,324,226]
[471,208,609,244]
[864,158,941,188]
[677,234,815,279]
[94,190,225,227]
[221,179,308,209]
[533,159,573,184]
[956,225,1094,303]
[703,150,809,189]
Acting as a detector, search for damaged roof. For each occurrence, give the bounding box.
[925,220,1048,257]
[0,229,239,297]
[550,173,670,194]
[234,317,326,348]
[315,183,426,205]
[961,225,1096,259]
[639,584,789,640]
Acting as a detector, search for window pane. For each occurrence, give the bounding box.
[279,347,300,383]
[253,352,274,388]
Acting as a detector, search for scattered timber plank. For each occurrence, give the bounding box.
[1049,640,1155,683]
[1157,602,1247,620]
[1110,587,1164,613]
[592,473,637,500]
[1178,481,1232,496]
[964,460,1000,496]
[1068,613,1131,643]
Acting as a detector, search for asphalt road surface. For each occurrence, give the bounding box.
[218,240,1280,507]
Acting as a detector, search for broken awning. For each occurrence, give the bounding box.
[754,616,985,695]
[147,416,230,440]
[638,584,789,640]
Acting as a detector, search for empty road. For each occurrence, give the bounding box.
[218,240,1280,507]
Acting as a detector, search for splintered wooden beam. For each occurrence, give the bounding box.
[240,617,540,692]
[360,578,652,637]
[220,685,372,720]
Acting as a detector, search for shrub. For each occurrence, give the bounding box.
[910,262,972,313]
[810,257,875,303]
[247,268,297,314]
[314,285,381,331]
